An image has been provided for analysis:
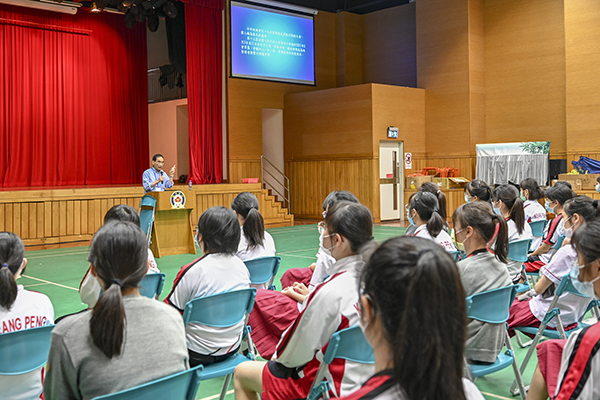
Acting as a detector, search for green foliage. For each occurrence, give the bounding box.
[520,142,550,155]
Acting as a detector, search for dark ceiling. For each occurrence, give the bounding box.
[273,0,411,15]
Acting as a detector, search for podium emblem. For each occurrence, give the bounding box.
[170,191,186,209]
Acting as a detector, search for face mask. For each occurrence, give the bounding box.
[545,201,554,213]
[596,183,600,193]
[407,209,416,227]
[454,228,468,247]
[320,233,336,258]
[464,193,470,203]
[564,226,573,239]
[520,193,527,202]
[569,261,599,298]
[493,207,502,216]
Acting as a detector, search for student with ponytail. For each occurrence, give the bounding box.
[525,184,574,272]
[452,202,511,363]
[508,196,600,338]
[519,178,547,250]
[492,184,533,281]
[335,236,484,400]
[464,179,492,203]
[44,222,188,400]
[234,201,377,400]
[407,191,457,252]
[0,232,54,400]
[232,192,276,262]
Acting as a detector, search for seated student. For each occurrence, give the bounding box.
[526,220,600,400]
[336,236,484,400]
[44,221,188,400]
[597,176,600,193]
[164,206,251,367]
[453,202,511,364]
[0,232,54,400]
[520,178,547,250]
[464,179,492,203]
[232,192,276,263]
[508,196,599,338]
[492,184,533,282]
[248,191,357,360]
[407,191,457,252]
[525,184,574,273]
[79,204,160,309]
[234,201,377,400]
[279,191,357,290]
[405,182,448,236]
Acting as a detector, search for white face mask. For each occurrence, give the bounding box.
[319,233,336,258]
[570,261,600,298]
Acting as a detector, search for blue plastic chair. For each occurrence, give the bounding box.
[139,195,157,246]
[138,272,166,299]
[91,364,203,400]
[307,326,375,400]
[243,256,281,290]
[554,234,565,249]
[449,250,465,262]
[0,325,54,375]
[507,238,532,263]
[465,286,526,400]
[182,288,257,400]
[528,219,547,237]
[510,274,596,395]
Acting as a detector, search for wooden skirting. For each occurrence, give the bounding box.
[0,184,293,249]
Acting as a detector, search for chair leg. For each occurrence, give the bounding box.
[510,326,546,395]
[505,332,527,400]
[219,374,232,400]
[514,332,532,348]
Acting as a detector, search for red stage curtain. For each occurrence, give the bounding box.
[183,0,223,184]
[0,5,148,187]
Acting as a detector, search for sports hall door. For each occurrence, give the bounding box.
[379,141,403,221]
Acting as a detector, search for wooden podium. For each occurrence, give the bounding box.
[147,190,196,258]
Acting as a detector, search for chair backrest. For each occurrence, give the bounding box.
[554,235,565,250]
[139,195,157,210]
[466,285,517,324]
[0,325,54,375]
[507,239,532,263]
[182,288,257,328]
[91,364,203,400]
[138,273,166,299]
[243,256,281,285]
[449,250,463,262]
[139,195,156,236]
[322,325,375,365]
[528,219,548,237]
[554,274,590,298]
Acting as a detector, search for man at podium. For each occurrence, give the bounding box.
[143,154,176,193]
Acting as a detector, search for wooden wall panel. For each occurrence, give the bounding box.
[416,0,471,156]
[364,3,416,88]
[483,0,566,153]
[564,1,600,154]
[0,184,291,248]
[335,12,364,87]
[284,84,373,160]
[228,161,261,184]
[286,159,378,221]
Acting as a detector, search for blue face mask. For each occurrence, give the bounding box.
[596,183,600,193]
[464,193,470,203]
[545,201,554,213]
[569,261,599,298]
[407,209,415,227]
[493,207,502,216]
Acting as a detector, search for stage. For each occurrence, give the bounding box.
[0,183,293,249]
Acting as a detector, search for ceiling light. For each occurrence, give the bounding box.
[91,1,100,12]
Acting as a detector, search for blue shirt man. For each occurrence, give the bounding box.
[143,154,176,193]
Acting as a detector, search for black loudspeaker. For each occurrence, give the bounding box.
[549,159,567,181]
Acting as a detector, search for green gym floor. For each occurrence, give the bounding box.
[22,224,536,400]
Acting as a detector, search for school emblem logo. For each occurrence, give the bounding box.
[170,190,186,209]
